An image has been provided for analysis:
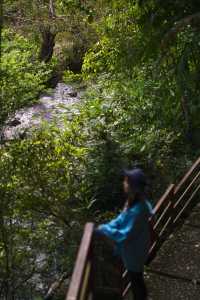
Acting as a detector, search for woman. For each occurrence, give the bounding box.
[96,168,153,300]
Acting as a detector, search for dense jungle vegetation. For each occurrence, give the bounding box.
[1,1,200,299]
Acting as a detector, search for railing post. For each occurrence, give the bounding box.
[168,184,176,234]
[147,183,175,263]
[66,222,94,300]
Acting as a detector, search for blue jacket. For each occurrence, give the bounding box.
[97,200,153,272]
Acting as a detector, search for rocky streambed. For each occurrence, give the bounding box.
[2,83,83,140]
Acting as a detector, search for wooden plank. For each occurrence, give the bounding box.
[66,223,94,300]
[174,156,200,195]
[122,269,129,294]
[157,216,172,238]
[153,201,172,231]
[148,240,157,257]
[122,270,128,280]
[122,282,132,298]
[147,186,174,264]
[174,169,200,209]
[148,214,173,262]
[173,183,200,224]
[79,261,92,300]
[149,182,200,263]
[153,184,175,215]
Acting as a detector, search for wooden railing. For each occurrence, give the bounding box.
[66,223,95,300]
[148,156,200,263]
[66,157,200,300]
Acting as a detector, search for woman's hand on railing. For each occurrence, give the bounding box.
[94,226,116,248]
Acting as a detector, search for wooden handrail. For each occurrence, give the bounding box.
[122,156,200,297]
[66,223,94,300]
[153,184,175,215]
[66,156,200,300]
[173,182,200,224]
[174,170,200,209]
[174,156,200,195]
[147,156,200,265]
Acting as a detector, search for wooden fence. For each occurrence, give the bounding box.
[66,157,200,300]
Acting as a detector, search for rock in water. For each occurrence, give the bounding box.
[68,91,77,97]
[8,118,21,127]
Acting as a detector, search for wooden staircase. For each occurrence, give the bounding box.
[66,157,200,300]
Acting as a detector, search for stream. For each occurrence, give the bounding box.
[2,83,83,140]
[1,83,83,297]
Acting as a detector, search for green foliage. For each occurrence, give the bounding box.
[0,29,53,128]
[77,81,185,194]
[82,0,200,146]
[63,70,83,84]
[0,125,89,297]
[1,0,200,298]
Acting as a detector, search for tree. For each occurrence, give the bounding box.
[3,0,97,65]
[83,0,200,146]
[137,0,200,144]
[0,29,52,133]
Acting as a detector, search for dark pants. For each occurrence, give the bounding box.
[128,271,148,300]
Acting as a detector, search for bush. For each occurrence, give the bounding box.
[0,125,89,298]
[0,29,54,129]
[62,70,83,84]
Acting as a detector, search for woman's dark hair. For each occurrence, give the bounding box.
[123,168,147,194]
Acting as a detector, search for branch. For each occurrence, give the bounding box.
[44,271,70,300]
[49,0,56,18]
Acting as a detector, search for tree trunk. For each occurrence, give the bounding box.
[39,28,56,63]
[49,0,56,18]
[181,95,193,144]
